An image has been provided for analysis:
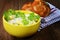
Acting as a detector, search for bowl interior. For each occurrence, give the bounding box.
[3,10,41,27]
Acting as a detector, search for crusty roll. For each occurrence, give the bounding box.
[22,0,50,17]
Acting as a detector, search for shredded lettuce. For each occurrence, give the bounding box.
[15,12,20,18]
[4,11,10,21]
[19,12,25,19]
[4,9,15,21]
[28,12,35,21]
[28,12,40,21]
[4,9,40,25]
[22,19,29,25]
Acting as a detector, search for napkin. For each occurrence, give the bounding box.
[38,3,60,31]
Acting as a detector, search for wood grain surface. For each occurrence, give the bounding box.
[0,0,60,40]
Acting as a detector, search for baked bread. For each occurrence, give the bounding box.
[22,0,50,17]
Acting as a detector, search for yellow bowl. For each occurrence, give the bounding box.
[3,10,41,37]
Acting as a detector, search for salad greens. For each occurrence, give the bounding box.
[15,12,21,18]
[22,19,29,25]
[28,12,35,21]
[28,12,40,21]
[19,12,25,19]
[4,9,15,21]
[4,9,40,25]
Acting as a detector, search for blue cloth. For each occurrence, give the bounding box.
[38,3,60,31]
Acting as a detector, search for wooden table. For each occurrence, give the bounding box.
[0,0,60,40]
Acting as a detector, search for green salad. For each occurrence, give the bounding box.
[4,9,40,26]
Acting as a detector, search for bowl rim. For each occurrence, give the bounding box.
[3,10,41,27]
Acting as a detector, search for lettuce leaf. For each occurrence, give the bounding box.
[22,19,29,25]
[28,12,35,21]
[19,12,25,19]
[4,9,15,21]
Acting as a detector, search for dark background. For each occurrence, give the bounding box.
[0,0,60,40]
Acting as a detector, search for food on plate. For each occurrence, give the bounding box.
[4,9,40,26]
[22,0,50,17]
